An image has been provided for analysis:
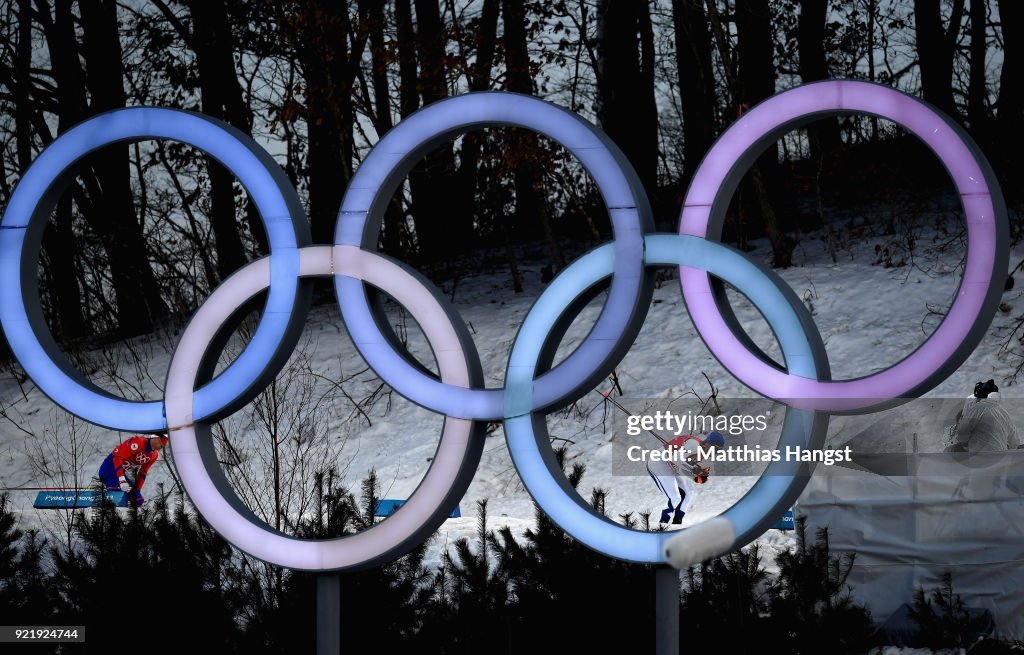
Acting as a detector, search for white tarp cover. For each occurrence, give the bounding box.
[795,397,1024,639]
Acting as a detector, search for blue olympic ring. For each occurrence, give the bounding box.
[0,108,310,431]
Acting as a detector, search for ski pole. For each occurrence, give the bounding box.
[596,389,707,477]
[596,388,670,446]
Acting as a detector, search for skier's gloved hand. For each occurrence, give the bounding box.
[694,466,710,484]
[118,476,131,493]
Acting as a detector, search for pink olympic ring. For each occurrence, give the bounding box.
[678,80,1007,413]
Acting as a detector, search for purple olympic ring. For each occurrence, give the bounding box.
[678,81,1008,412]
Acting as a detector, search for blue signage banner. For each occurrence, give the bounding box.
[33,490,129,509]
[375,499,461,519]
[771,510,795,531]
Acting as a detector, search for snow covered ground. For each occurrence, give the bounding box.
[1,207,1022,583]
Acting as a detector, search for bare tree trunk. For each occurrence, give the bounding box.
[460,0,521,290]
[395,0,419,120]
[968,0,988,134]
[14,0,31,175]
[735,0,777,156]
[408,0,464,261]
[36,0,88,341]
[595,0,659,201]
[14,1,85,342]
[914,0,965,119]
[460,0,500,189]
[798,0,842,158]
[299,1,355,247]
[996,0,1022,199]
[187,0,251,279]
[366,0,394,133]
[271,379,281,532]
[394,0,424,258]
[672,0,716,184]
[637,1,659,207]
[79,0,169,335]
[365,0,406,256]
[459,0,522,291]
[733,0,791,266]
[996,0,1023,127]
[797,0,842,238]
[415,0,447,108]
[504,0,563,265]
[867,0,879,139]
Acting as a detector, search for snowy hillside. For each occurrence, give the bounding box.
[1,212,1021,574]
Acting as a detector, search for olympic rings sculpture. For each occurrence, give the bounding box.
[0,80,1007,571]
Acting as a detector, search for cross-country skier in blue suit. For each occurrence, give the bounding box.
[647,431,725,525]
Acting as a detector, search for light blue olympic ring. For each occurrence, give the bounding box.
[504,234,828,563]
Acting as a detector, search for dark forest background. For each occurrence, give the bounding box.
[1,0,1021,345]
[1,456,890,654]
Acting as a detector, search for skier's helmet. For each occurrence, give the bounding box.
[705,431,725,448]
[974,379,999,399]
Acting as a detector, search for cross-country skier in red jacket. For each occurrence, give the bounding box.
[98,434,168,507]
